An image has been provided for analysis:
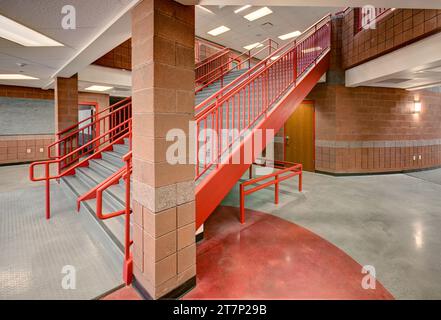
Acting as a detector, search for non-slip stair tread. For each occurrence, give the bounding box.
[91,157,122,173]
[83,198,125,248]
[101,152,125,167]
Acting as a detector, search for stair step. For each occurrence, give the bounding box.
[83,198,126,250]
[112,143,129,156]
[101,151,125,167]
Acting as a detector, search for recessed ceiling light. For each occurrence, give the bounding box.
[244,42,264,51]
[234,5,251,14]
[207,26,230,36]
[278,31,301,40]
[196,5,214,14]
[0,14,63,47]
[244,7,273,21]
[85,85,113,92]
[0,74,39,80]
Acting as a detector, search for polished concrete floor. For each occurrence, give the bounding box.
[3,163,441,299]
[0,164,123,299]
[222,168,441,299]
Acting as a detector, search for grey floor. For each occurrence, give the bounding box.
[0,164,123,299]
[222,168,441,300]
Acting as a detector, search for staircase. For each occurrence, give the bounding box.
[196,69,249,107]
[194,15,331,228]
[30,13,332,285]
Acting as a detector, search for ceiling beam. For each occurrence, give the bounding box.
[346,31,441,88]
[44,0,140,88]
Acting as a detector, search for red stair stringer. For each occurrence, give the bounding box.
[195,52,330,229]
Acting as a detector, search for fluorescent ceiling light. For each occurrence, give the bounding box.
[196,5,214,14]
[0,14,63,47]
[278,31,301,40]
[244,7,272,21]
[85,85,113,92]
[243,42,263,51]
[234,5,251,14]
[207,26,230,36]
[270,55,280,61]
[0,74,39,80]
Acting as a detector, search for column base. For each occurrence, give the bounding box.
[133,276,196,300]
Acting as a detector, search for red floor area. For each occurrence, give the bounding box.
[184,206,393,300]
[103,206,393,300]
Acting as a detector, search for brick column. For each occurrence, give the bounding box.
[55,74,78,133]
[131,0,196,299]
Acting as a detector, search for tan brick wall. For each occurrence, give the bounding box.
[0,86,55,165]
[308,84,441,173]
[342,9,441,69]
[93,39,132,70]
[0,135,54,165]
[55,75,78,133]
[0,85,54,99]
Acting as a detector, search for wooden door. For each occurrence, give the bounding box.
[284,101,315,171]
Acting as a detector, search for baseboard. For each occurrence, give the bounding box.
[316,165,441,177]
[133,276,196,300]
[0,160,38,167]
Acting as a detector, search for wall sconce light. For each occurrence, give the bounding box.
[414,100,422,113]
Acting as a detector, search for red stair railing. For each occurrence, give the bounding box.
[195,48,231,84]
[195,38,279,94]
[29,118,131,219]
[93,151,133,284]
[195,14,331,180]
[52,97,131,148]
[48,99,132,173]
[240,161,302,223]
[195,37,226,64]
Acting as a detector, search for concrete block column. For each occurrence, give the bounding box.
[55,74,79,133]
[131,0,196,299]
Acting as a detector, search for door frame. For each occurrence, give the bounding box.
[283,99,316,171]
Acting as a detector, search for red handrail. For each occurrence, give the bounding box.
[195,37,226,64]
[195,48,231,84]
[29,118,132,219]
[94,151,133,285]
[240,161,302,223]
[195,14,331,180]
[195,38,279,94]
[56,97,131,138]
[195,14,331,117]
[48,101,132,172]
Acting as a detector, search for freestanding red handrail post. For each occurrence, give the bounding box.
[45,162,50,219]
[240,184,245,224]
[239,161,303,224]
[123,152,133,285]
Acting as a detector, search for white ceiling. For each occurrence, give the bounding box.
[0,0,138,89]
[196,5,339,54]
